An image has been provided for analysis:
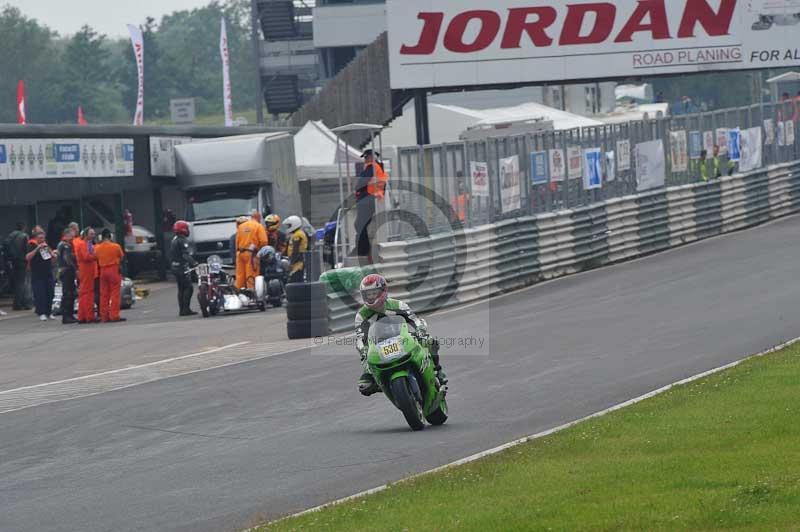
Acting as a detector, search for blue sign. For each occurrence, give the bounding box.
[54,143,81,163]
[530,151,549,185]
[0,144,6,164]
[583,148,603,190]
[688,131,703,159]
[122,143,134,162]
[728,129,741,162]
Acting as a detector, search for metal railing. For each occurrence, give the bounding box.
[389,101,800,241]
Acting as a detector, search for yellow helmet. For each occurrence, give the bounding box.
[265,214,281,231]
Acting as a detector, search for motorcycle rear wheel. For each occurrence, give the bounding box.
[390,376,425,431]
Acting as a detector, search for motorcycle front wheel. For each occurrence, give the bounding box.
[390,376,425,431]
[198,284,210,318]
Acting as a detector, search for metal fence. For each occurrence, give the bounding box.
[388,101,800,241]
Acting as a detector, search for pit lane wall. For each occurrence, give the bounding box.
[326,160,800,332]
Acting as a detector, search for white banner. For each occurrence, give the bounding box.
[499,155,521,214]
[469,161,490,197]
[220,18,234,127]
[764,119,775,145]
[0,139,134,179]
[605,151,616,182]
[739,127,763,172]
[616,140,631,171]
[716,128,729,155]
[703,131,715,153]
[387,0,800,90]
[635,140,666,192]
[150,137,192,177]
[128,24,145,126]
[549,149,566,181]
[567,146,583,179]
[669,130,689,172]
[786,120,796,145]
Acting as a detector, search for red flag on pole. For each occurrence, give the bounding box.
[16,80,27,125]
[77,105,88,125]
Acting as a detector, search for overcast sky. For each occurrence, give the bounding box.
[6,0,212,37]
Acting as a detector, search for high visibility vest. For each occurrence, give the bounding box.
[452,193,468,222]
[365,162,389,199]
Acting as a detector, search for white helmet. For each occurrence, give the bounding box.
[284,215,303,233]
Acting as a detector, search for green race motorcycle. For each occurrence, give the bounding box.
[366,315,448,431]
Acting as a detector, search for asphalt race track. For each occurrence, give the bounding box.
[2,215,800,532]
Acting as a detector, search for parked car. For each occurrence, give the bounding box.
[83,200,161,278]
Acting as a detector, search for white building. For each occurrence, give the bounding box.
[380,102,603,147]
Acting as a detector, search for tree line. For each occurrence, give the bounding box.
[0,1,257,125]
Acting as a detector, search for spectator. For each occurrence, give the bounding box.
[25,230,56,321]
[354,149,388,260]
[56,227,78,324]
[451,179,469,224]
[6,222,30,310]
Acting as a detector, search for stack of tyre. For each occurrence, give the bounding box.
[285,282,329,339]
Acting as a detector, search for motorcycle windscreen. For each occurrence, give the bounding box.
[369,316,408,361]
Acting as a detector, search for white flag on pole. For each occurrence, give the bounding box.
[220,18,234,127]
[127,24,145,126]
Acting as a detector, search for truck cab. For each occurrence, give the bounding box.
[186,185,271,264]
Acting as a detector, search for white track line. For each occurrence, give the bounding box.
[0,342,250,395]
[267,335,800,526]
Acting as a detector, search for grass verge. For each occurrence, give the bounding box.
[262,343,800,531]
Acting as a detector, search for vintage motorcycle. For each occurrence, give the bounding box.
[193,254,270,317]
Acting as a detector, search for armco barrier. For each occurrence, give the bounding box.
[326,161,800,333]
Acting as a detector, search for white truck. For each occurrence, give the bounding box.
[174,132,301,264]
[749,0,800,30]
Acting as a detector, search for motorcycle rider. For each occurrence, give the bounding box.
[170,221,198,317]
[265,214,287,255]
[284,216,308,284]
[354,274,447,396]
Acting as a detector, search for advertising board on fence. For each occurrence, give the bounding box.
[786,120,796,145]
[728,128,742,161]
[669,130,689,172]
[567,146,583,179]
[616,140,631,171]
[635,140,666,192]
[531,151,549,185]
[0,139,134,179]
[387,0,800,90]
[716,128,730,155]
[605,151,616,182]
[739,127,763,172]
[703,131,715,153]
[689,131,703,159]
[469,161,490,197]
[764,119,775,145]
[583,148,602,190]
[549,149,566,181]
[499,155,521,213]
